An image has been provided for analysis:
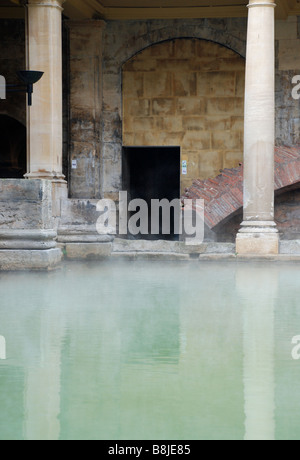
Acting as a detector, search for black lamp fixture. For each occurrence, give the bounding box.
[7,70,44,106]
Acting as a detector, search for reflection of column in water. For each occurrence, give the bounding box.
[23,302,66,440]
[237,265,278,441]
[0,335,6,360]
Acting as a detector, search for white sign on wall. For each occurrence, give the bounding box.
[0,75,6,100]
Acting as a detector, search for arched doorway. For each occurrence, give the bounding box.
[122,38,245,194]
[0,115,26,178]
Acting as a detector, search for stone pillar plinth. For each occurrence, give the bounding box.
[236,0,279,255]
[57,199,113,260]
[24,0,67,217]
[0,180,62,270]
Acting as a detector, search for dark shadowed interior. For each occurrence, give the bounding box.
[122,147,180,239]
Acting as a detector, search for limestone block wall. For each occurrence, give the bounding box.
[1,17,299,203]
[0,179,53,231]
[67,21,103,198]
[101,18,247,200]
[276,16,300,146]
[66,20,105,199]
[122,39,245,193]
[78,16,300,201]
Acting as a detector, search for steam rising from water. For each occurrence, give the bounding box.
[0,260,300,440]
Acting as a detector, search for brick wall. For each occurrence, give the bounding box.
[122,38,245,193]
[218,189,300,242]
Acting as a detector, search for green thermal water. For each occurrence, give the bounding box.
[0,260,300,440]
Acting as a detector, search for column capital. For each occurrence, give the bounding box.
[25,0,65,9]
[248,1,276,7]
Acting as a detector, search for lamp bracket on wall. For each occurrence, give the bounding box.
[6,71,44,106]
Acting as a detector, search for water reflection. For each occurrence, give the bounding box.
[1,261,300,440]
[0,336,6,360]
[237,265,277,441]
[23,303,66,441]
[0,271,66,440]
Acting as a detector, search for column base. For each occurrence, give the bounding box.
[0,248,62,271]
[24,172,66,181]
[0,229,57,250]
[236,221,279,255]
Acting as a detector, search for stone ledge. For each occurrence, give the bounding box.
[237,253,300,262]
[111,249,300,262]
[203,242,235,254]
[113,238,181,253]
[58,226,113,243]
[112,238,235,254]
[199,253,237,260]
[64,243,112,260]
[280,240,300,254]
[111,252,190,261]
[0,248,62,271]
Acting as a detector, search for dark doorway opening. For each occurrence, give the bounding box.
[0,115,26,179]
[122,146,180,240]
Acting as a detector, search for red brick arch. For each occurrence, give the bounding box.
[183,146,300,230]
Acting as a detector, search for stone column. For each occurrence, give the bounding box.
[236,0,279,255]
[24,0,67,216]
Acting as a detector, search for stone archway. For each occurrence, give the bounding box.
[122,38,245,194]
[100,19,247,200]
[0,115,26,178]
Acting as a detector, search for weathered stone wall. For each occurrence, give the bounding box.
[66,20,105,199]
[101,18,247,200]
[0,20,26,126]
[276,16,300,146]
[1,17,299,204]
[98,16,299,200]
[0,179,62,270]
[0,179,53,230]
[122,38,245,193]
